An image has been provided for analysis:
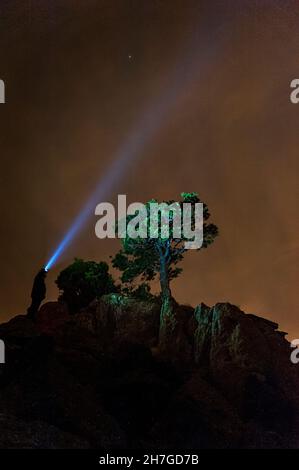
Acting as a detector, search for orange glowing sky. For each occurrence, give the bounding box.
[0,1,298,337]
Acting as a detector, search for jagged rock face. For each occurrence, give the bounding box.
[37,301,70,335]
[194,302,212,365]
[0,315,39,339]
[68,295,161,349]
[0,414,89,449]
[193,302,299,433]
[0,299,298,448]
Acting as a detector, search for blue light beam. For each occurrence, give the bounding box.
[45,32,220,271]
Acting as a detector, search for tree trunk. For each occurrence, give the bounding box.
[159,260,176,349]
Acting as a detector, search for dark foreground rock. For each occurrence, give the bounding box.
[0,413,89,449]
[0,296,298,449]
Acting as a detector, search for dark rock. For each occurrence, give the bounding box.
[193,302,299,439]
[69,294,161,349]
[36,301,70,335]
[151,373,245,449]
[0,298,298,448]
[194,302,212,366]
[0,413,89,449]
[0,315,38,339]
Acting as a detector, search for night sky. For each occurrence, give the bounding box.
[0,1,298,337]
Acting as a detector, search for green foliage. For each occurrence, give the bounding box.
[112,192,219,299]
[56,258,116,313]
[104,293,129,306]
[121,282,157,302]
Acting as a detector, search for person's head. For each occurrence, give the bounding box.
[38,267,47,279]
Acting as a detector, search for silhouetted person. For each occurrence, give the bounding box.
[27,267,47,321]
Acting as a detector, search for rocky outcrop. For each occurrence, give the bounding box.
[0,298,298,449]
[37,301,70,335]
[70,294,161,349]
[0,413,89,449]
[193,303,299,433]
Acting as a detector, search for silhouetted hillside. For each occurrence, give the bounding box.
[0,296,298,449]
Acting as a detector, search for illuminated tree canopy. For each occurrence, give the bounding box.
[112,192,218,340]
